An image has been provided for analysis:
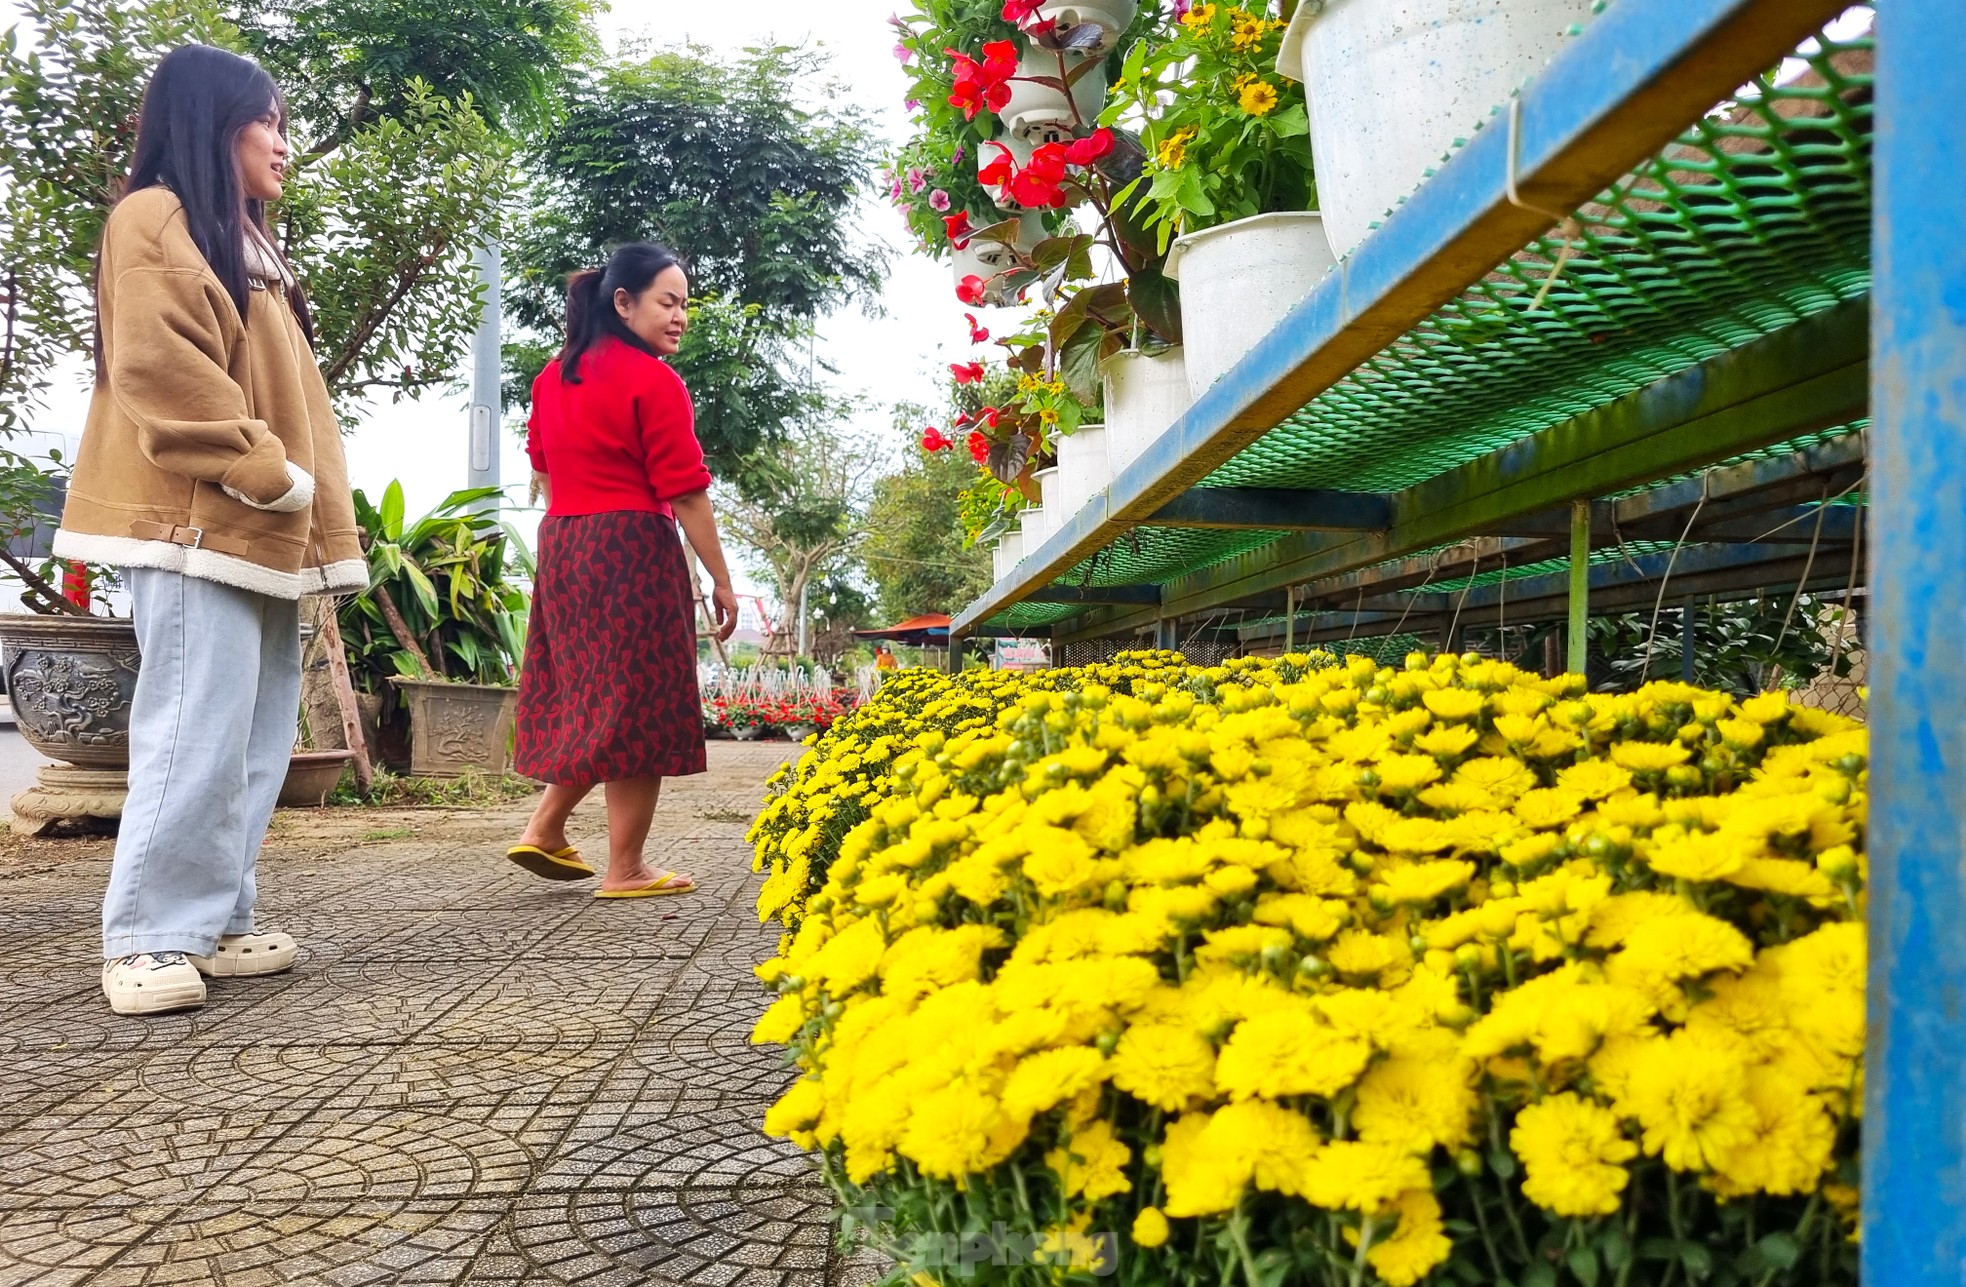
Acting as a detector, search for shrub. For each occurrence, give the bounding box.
[747,650,1863,1286]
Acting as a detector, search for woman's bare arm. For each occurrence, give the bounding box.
[671,489,738,640]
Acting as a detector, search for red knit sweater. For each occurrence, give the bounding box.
[526,337,712,517]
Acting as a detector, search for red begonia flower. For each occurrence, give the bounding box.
[921,426,955,451]
[957,275,989,306]
[965,313,990,343]
[978,142,1016,189]
[943,211,974,248]
[1008,168,1066,208]
[967,431,991,463]
[976,406,1003,429]
[1064,128,1115,168]
[1002,0,1043,22]
[951,361,986,384]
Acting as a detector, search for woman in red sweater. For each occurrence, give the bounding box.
[507,242,738,896]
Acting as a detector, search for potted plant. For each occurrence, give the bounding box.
[339,483,531,779]
[1111,2,1333,401]
[1277,0,1599,257]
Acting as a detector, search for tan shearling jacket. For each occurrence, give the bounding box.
[53,187,367,599]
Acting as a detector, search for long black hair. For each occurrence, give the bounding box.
[96,45,310,380]
[559,242,685,383]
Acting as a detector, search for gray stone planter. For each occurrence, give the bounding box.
[0,613,140,770]
[390,678,517,778]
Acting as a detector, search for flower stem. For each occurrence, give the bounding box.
[1227,1201,1263,1287]
[1349,1215,1380,1287]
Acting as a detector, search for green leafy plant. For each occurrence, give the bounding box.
[339,483,532,698]
[1108,1,1314,249]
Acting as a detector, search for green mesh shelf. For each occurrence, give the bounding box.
[1605,422,1868,498]
[1211,31,1872,493]
[980,22,1872,637]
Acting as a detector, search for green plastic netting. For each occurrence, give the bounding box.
[980,19,1872,631]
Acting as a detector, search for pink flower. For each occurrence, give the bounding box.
[928,189,952,211]
[953,144,966,167]
[888,180,904,201]
[907,167,927,193]
[894,42,913,63]
[904,98,921,111]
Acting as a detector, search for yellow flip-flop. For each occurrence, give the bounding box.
[506,844,597,881]
[594,870,695,899]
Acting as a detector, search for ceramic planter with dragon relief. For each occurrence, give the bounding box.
[0,614,141,769]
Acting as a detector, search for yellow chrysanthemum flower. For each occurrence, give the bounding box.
[1618,1032,1759,1171]
[1356,1187,1454,1286]
[1511,1092,1638,1215]
[1132,1206,1171,1248]
[1110,1022,1218,1110]
[1216,1007,1374,1099]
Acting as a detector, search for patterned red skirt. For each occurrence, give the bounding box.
[514,511,706,786]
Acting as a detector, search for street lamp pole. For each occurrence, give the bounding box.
[467,242,503,510]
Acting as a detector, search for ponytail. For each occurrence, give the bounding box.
[559,241,685,383]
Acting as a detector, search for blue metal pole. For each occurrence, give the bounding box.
[1865,0,1966,1277]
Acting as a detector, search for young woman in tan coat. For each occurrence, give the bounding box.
[54,45,366,1015]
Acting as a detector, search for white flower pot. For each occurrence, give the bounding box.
[993,527,1025,581]
[1163,212,1338,401]
[981,134,1036,212]
[1034,467,1062,536]
[1278,0,1598,256]
[1019,503,1048,550]
[1036,0,1138,54]
[998,46,1108,147]
[1056,423,1109,523]
[1100,348,1188,475]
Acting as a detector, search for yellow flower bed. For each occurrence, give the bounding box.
[748,651,1863,1285]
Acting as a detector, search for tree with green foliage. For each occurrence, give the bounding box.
[229,0,600,147]
[716,415,878,659]
[862,403,992,625]
[507,43,886,496]
[0,0,549,432]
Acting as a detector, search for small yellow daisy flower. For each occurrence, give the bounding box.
[1239,79,1280,117]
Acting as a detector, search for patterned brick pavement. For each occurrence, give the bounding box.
[0,743,874,1287]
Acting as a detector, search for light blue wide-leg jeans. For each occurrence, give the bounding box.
[101,568,302,959]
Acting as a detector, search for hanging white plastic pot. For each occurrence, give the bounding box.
[1100,348,1188,475]
[1277,0,1599,256]
[1055,423,1109,525]
[949,211,1045,306]
[1035,0,1139,55]
[1163,212,1338,401]
[998,45,1108,148]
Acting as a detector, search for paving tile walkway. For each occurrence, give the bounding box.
[0,743,869,1287]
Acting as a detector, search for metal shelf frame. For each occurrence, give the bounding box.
[941,0,1965,1272]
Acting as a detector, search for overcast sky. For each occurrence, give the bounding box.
[3,0,1010,610]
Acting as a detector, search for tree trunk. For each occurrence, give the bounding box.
[299,599,345,749]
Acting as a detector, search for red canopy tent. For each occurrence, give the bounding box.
[849,613,952,648]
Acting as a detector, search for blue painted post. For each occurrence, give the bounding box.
[1865,0,1966,1277]
[1156,619,1179,653]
